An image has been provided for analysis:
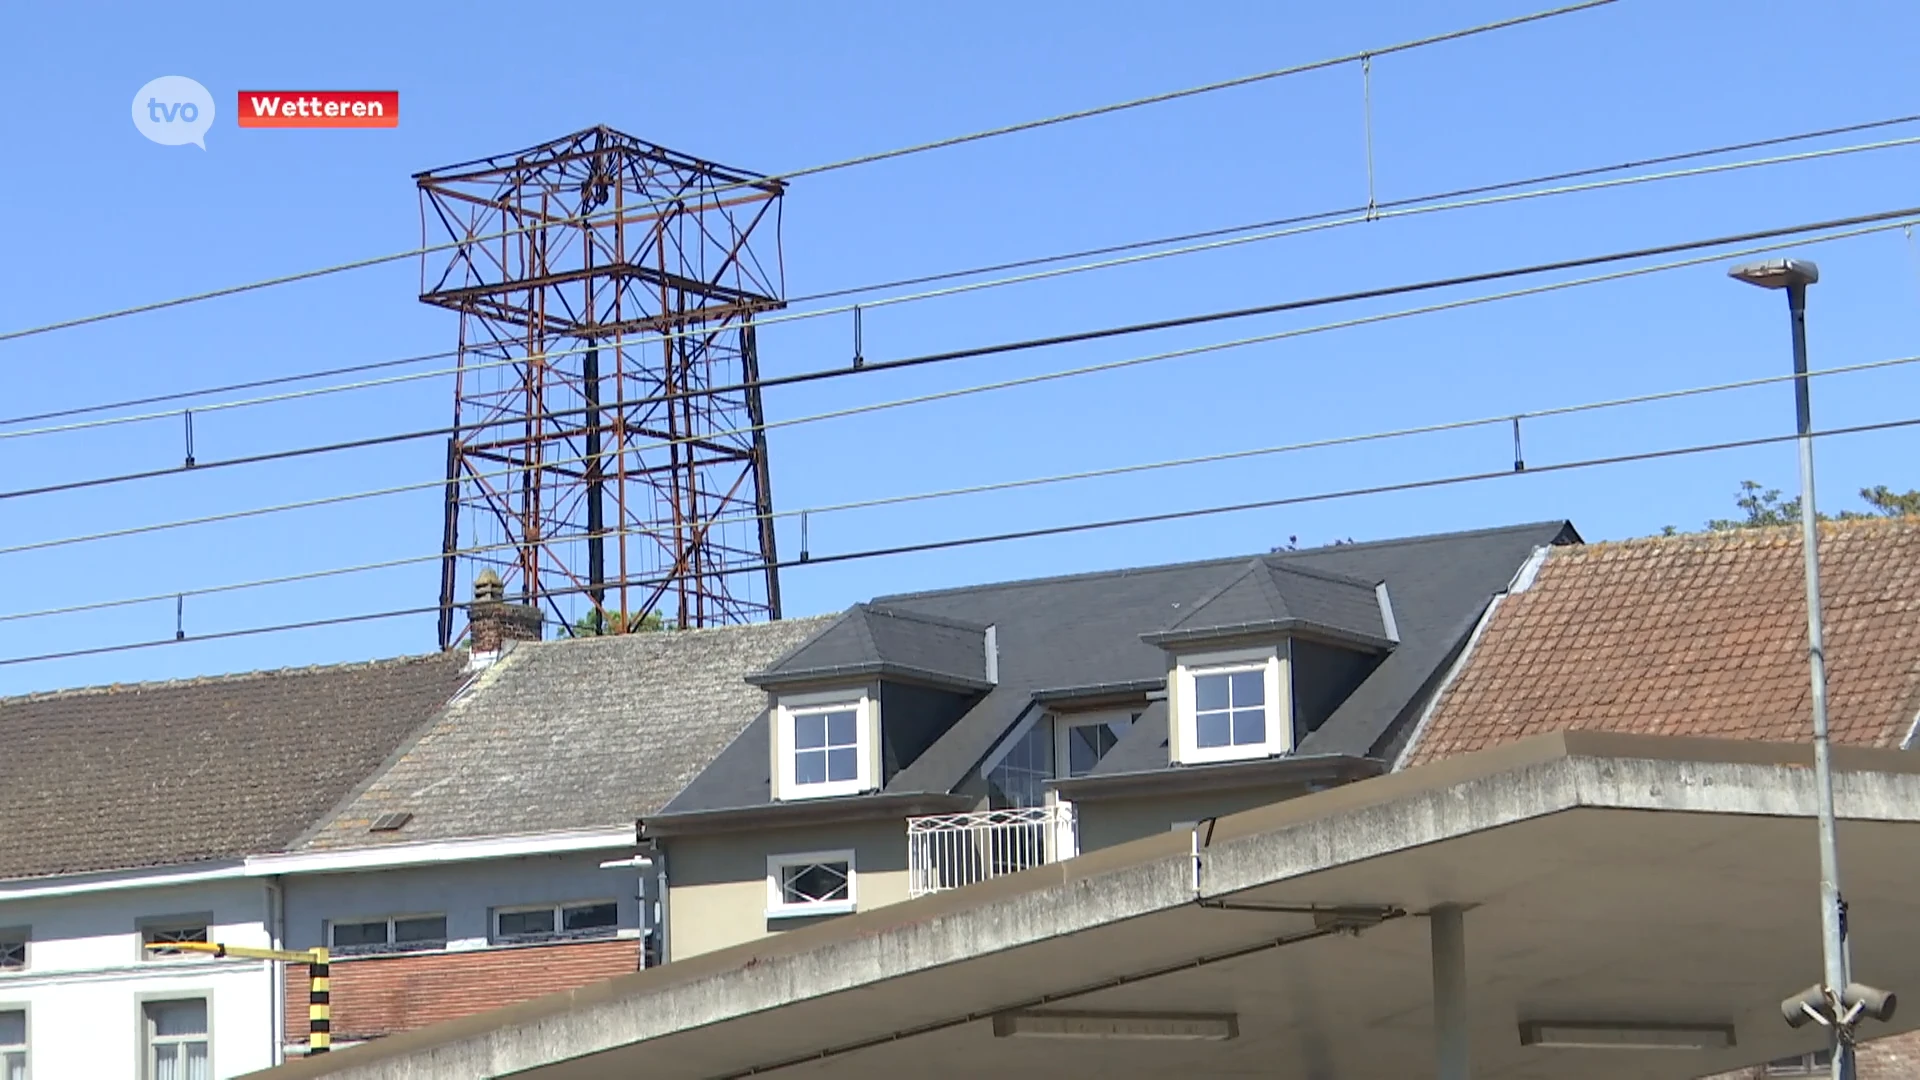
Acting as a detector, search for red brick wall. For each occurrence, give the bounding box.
[283,938,640,1044]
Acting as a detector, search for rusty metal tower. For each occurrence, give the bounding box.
[417,126,786,648]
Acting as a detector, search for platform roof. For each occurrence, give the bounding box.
[255,732,1920,1080]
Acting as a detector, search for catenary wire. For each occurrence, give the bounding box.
[15,109,1916,434]
[6,202,1919,507]
[5,349,1917,628]
[12,125,1920,445]
[0,1,1612,348]
[4,412,1913,669]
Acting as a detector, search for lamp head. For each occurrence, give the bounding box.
[1729,258,1819,290]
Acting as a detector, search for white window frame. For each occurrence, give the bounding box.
[0,927,26,973]
[491,900,620,944]
[141,996,210,1080]
[1173,646,1287,764]
[325,913,449,954]
[1053,711,1133,779]
[137,916,211,963]
[773,689,875,800]
[765,850,858,919]
[0,1004,25,1080]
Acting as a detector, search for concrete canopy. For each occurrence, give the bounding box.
[256,733,1920,1080]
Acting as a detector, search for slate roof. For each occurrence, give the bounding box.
[1141,559,1390,648]
[0,653,471,881]
[1404,517,1920,767]
[661,521,1574,818]
[748,605,991,691]
[297,617,831,849]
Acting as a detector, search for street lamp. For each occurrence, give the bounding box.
[1729,257,1893,1079]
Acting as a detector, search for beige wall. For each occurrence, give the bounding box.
[664,818,911,960]
[1075,784,1313,854]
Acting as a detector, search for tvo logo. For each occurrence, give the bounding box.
[132,76,215,149]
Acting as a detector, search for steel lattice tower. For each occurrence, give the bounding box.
[417,126,786,648]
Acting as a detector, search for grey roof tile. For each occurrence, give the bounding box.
[749,605,988,690]
[297,617,830,849]
[0,653,471,880]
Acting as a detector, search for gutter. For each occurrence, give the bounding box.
[1050,753,1383,802]
[244,825,636,875]
[642,792,975,839]
[746,660,993,693]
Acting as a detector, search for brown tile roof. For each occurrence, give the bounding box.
[0,652,471,880]
[1405,517,1920,767]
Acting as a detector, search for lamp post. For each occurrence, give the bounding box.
[1728,257,1853,1079]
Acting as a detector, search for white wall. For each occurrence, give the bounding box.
[281,850,643,951]
[0,877,278,1079]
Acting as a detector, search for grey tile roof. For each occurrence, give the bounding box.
[296,617,831,849]
[665,521,1576,817]
[0,653,471,881]
[1141,560,1389,647]
[748,605,990,690]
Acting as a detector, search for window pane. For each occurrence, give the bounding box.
[330,920,389,948]
[393,916,447,944]
[824,709,857,746]
[0,1009,21,1044]
[562,903,618,932]
[781,863,849,905]
[150,999,207,1037]
[794,748,826,785]
[186,1041,209,1080]
[986,720,1052,808]
[1067,722,1124,777]
[1228,669,1264,707]
[497,909,555,938]
[3,1049,24,1080]
[154,1043,181,1080]
[1195,710,1231,748]
[0,940,21,970]
[793,712,826,750]
[826,746,858,782]
[1231,708,1266,745]
[1193,673,1229,711]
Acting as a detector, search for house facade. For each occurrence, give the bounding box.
[642,520,1578,959]
[0,588,825,1076]
[1396,517,1920,1078]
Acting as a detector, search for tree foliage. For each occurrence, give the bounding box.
[1661,481,1920,535]
[570,608,669,636]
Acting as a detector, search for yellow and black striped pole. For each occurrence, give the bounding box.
[143,940,336,1056]
[308,946,331,1054]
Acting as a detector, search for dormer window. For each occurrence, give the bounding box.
[772,689,877,799]
[1173,647,1287,764]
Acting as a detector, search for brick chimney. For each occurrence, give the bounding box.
[467,570,542,656]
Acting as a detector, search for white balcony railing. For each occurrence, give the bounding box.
[907,804,1078,898]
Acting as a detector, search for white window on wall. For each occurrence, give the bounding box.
[774,691,873,799]
[1175,648,1286,764]
[1055,713,1135,778]
[327,914,448,956]
[1,1009,24,1080]
[143,998,208,1080]
[1766,1051,1834,1076]
[0,927,24,971]
[766,852,856,919]
[492,901,619,944]
[140,919,209,961]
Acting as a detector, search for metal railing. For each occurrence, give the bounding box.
[907,804,1078,898]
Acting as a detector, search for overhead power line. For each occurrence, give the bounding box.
[5,349,1917,629]
[4,203,1917,509]
[13,119,1920,441]
[6,411,1914,670]
[0,1,1613,349]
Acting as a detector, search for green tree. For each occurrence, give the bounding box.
[571,609,669,636]
[1663,480,1920,535]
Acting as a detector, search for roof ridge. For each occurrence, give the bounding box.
[1263,559,1381,589]
[521,613,836,654]
[0,650,460,709]
[862,604,992,633]
[871,521,1574,603]
[1562,515,1920,558]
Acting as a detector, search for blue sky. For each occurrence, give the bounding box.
[1,0,1916,693]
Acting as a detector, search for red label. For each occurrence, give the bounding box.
[236,91,399,128]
